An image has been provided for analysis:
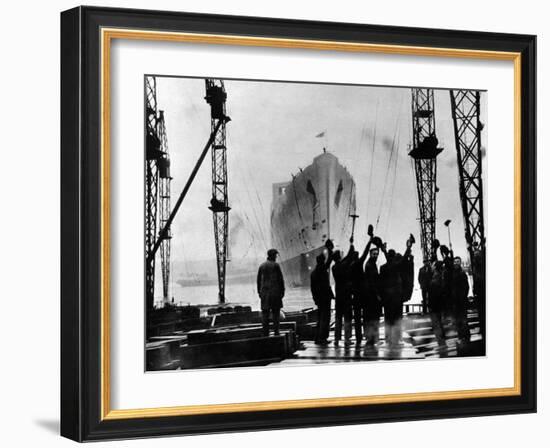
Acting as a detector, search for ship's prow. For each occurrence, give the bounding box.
[271,150,356,286]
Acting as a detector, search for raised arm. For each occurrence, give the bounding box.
[360,240,372,263]
[403,233,414,258]
[463,271,470,297]
[342,242,355,262]
[431,239,441,262]
[323,239,335,269]
[377,238,388,261]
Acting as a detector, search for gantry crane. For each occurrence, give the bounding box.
[450,89,486,339]
[147,79,230,307]
[409,88,443,262]
[145,76,160,311]
[449,90,485,263]
[157,111,172,305]
[145,76,172,309]
[205,79,230,303]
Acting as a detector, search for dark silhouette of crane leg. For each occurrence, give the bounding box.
[205,79,230,303]
[450,89,486,346]
[409,88,443,262]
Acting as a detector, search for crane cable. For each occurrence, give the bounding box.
[365,100,379,226]
[291,176,310,250]
[383,133,401,238]
[242,171,269,248]
[375,105,403,230]
[339,123,366,238]
[246,162,271,248]
[382,93,407,237]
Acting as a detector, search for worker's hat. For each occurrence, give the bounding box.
[267,248,279,258]
[371,236,383,248]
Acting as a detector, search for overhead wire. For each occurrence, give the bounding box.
[383,133,401,239]
[242,171,269,248]
[375,93,406,236]
[339,123,366,239]
[365,100,379,226]
[382,93,407,238]
[375,110,402,230]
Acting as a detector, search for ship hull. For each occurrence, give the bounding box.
[278,246,325,287]
[271,152,356,287]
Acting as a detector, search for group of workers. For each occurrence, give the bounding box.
[310,231,415,347]
[418,240,473,347]
[256,230,474,349]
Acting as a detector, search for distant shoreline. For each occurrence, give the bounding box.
[177,271,256,288]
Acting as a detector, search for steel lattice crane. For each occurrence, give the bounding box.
[450,89,486,342]
[145,76,172,309]
[146,79,229,308]
[157,111,172,305]
[145,76,160,311]
[205,79,230,303]
[449,90,486,261]
[409,88,443,261]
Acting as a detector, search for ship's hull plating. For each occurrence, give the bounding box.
[271,152,356,286]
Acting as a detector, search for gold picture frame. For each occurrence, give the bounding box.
[61,6,536,441]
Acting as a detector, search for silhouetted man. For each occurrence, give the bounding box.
[363,241,382,347]
[439,244,455,318]
[332,241,355,346]
[450,256,470,344]
[428,259,446,347]
[401,243,415,304]
[350,238,373,346]
[418,258,432,314]
[379,236,413,347]
[257,248,285,336]
[310,240,334,345]
[471,242,486,343]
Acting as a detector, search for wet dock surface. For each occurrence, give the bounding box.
[281,340,422,364]
[146,306,484,370]
[279,311,484,365]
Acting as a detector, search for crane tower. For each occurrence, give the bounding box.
[157,111,172,305]
[449,90,485,262]
[409,88,443,261]
[205,79,230,303]
[145,76,171,310]
[145,76,160,310]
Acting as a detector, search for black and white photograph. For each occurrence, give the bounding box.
[145,76,487,371]
[0,0,542,443]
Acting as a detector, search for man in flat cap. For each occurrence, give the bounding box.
[257,248,285,336]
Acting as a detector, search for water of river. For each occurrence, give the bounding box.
[155,280,423,311]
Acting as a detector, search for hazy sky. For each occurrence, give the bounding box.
[152,76,487,288]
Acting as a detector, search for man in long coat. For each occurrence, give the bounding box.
[418,258,432,314]
[257,248,285,336]
[450,256,471,344]
[362,243,382,347]
[310,240,335,345]
[349,238,375,346]
[379,237,413,347]
[428,260,446,347]
[332,242,355,346]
